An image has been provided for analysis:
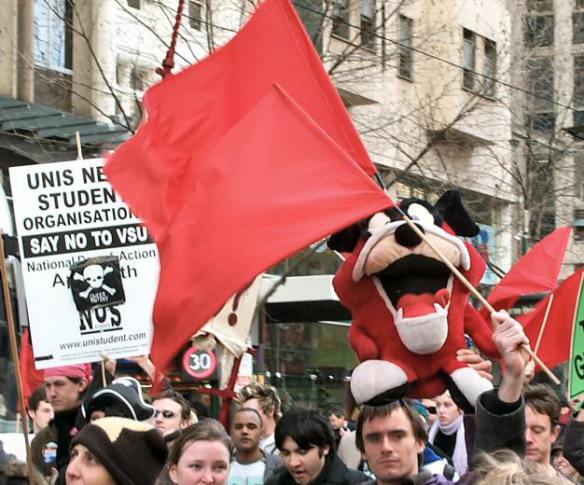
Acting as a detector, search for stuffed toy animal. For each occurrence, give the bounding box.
[329,190,500,410]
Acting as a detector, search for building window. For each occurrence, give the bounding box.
[483,38,496,97]
[574,12,584,43]
[127,0,140,8]
[576,0,584,9]
[130,67,147,91]
[525,15,554,47]
[189,1,203,31]
[361,0,375,49]
[398,15,413,80]
[34,0,72,71]
[575,158,584,201]
[527,0,553,12]
[398,14,414,81]
[575,208,584,241]
[574,56,584,125]
[462,29,476,90]
[332,0,350,39]
[527,57,555,131]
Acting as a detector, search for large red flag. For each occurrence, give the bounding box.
[109,85,391,373]
[519,269,584,370]
[481,227,572,316]
[106,0,376,241]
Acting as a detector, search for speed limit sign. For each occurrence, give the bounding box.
[182,347,218,380]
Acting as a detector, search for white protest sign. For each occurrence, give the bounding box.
[9,159,159,368]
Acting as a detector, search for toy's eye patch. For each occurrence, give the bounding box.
[407,203,434,226]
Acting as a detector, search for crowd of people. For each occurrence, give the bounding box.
[0,311,583,484]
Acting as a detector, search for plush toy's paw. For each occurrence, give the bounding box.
[449,367,493,409]
[351,360,409,405]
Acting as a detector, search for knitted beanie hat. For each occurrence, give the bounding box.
[70,417,168,485]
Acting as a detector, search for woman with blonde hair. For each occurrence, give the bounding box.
[167,419,231,485]
[470,449,569,485]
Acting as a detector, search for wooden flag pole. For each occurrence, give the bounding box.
[75,131,83,160]
[400,215,560,385]
[0,235,36,483]
[534,293,554,357]
[101,360,107,388]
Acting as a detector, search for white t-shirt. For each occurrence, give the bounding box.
[228,458,265,485]
[260,434,277,454]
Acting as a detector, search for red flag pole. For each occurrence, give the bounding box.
[0,234,36,483]
[400,214,560,385]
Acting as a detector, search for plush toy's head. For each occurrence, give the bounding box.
[330,190,494,406]
[330,190,481,353]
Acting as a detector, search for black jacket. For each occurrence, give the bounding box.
[266,453,367,485]
[563,417,584,476]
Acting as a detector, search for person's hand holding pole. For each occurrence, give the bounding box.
[491,310,531,404]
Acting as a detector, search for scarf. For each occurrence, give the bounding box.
[428,414,468,476]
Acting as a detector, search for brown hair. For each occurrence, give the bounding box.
[153,389,191,422]
[524,384,561,428]
[168,419,231,465]
[356,399,428,453]
[237,382,282,420]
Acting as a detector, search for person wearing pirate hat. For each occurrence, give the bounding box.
[81,376,155,423]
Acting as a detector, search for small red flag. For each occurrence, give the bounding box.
[520,269,584,370]
[106,0,376,241]
[110,85,391,374]
[482,226,572,315]
[19,327,44,405]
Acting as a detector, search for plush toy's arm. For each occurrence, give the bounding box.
[464,304,500,358]
[348,323,379,361]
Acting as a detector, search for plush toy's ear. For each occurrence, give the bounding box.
[328,224,362,252]
[435,190,479,238]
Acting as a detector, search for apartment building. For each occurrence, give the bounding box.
[508,0,584,276]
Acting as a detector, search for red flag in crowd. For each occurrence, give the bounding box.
[108,84,391,374]
[519,269,584,370]
[482,227,572,316]
[19,327,43,405]
[106,0,376,241]
[106,0,391,375]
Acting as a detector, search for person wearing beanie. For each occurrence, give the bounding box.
[66,416,168,485]
[31,363,113,483]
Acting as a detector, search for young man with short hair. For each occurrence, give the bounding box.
[237,382,282,454]
[266,408,366,485]
[328,407,353,447]
[355,311,531,484]
[229,407,281,484]
[28,386,54,434]
[152,389,192,439]
[523,384,563,477]
[31,364,93,482]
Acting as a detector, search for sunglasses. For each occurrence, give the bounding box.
[425,406,437,415]
[154,410,177,419]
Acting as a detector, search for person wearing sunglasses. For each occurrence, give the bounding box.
[152,390,193,440]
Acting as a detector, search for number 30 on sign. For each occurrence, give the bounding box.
[182,347,218,380]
